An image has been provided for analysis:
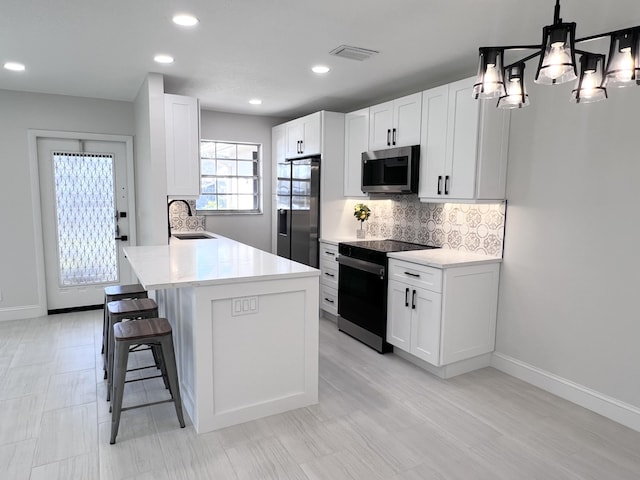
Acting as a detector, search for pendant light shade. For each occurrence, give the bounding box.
[498,63,530,109]
[473,48,506,99]
[535,22,578,85]
[604,29,639,87]
[572,54,607,103]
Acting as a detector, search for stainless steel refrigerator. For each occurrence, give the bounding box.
[276,156,320,268]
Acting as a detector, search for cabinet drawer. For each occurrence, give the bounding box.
[319,243,339,263]
[389,259,442,293]
[320,260,339,288]
[320,285,338,315]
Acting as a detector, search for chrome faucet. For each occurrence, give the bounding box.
[167,199,193,241]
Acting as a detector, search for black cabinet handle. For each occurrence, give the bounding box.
[115,235,128,241]
[404,271,420,278]
[392,128,397,145]
[300,140,304,153]
[325,251,336,256]
[386,129,391,146]
[324,298,335,304]
[444,175,450,195]
[324,272,335,278]
[437,176,443,195]
[412,290,417,310]
[405,287,409,307]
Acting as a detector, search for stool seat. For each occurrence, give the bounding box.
[104,284,146,297]
[114,317,172,341]
[107,297,157,315]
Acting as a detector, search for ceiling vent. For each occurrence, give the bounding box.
[329,45,379,61]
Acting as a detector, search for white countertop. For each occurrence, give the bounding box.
[124,233,319,290]
[388,249,502,268]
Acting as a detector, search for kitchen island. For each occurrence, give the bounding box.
[123,233,320,433]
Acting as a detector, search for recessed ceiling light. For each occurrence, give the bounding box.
[172,14,199,27]
[312,65,330,74]
[249,99,262,105]
[4,62,25,72]
[154,54,174,64]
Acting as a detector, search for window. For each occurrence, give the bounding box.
[196,140,261,213]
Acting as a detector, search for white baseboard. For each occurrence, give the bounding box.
[395,350,492,379]
[491,352,640,433]
[0,304,46,322]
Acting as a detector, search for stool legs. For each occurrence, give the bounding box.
[109,339,129,444]
[160,334,186,428]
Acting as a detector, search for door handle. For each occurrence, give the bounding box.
[405,287,409,307]
[387,129,391,146]
[115,235,128,241]
[404,271,420,278]
[324,272,335,278]
[411,290,417,310]
[300,140,304,153]
[324,298,335,304]
[444,175,450,195]
[437,176,443,195]
[392,128,397,145]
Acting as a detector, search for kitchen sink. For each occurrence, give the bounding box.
[172,233,216,240]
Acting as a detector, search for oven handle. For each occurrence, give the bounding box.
[337,255,385,279]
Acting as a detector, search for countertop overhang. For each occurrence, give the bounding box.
[124,233,320,290]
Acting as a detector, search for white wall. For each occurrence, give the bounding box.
[0,89,134,317]
[199,110,286,252]
[496,80,640,409]
[133,73,167,246]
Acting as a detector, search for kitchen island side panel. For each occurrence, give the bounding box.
[163,276,319,433]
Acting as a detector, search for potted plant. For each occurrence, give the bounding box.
[354,203,371,239]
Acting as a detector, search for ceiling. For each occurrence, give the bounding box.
[1,0,639,119]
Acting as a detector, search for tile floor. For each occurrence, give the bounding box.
[1,310,640,479]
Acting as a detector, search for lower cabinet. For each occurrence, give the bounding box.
[387,258,500,366]
[319,241,339,316]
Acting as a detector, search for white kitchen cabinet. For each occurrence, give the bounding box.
[343,108,369,197]
[387,258,499,367]
[319,241,339,316]
[165,94,200,196]
[369,92,422,150]
[418,76,510,202]
[285,112,321,158]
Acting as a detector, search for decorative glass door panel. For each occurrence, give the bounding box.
[53,152,119,286]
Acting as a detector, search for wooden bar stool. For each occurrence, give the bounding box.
[102,284,148,376]
[110,317,185,444]
[106,298,159,401]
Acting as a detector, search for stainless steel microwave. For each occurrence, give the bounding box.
[361,145,420,194]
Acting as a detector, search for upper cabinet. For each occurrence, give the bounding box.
[285,112,321,159]
[165,94,200,197]
[343,108,369,197]
[418,77,510,202]
[369,92,422,150]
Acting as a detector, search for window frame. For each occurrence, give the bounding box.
[195,139,263,215]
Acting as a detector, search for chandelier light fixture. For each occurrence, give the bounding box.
[474,0,640,108]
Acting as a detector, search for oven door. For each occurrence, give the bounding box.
[337,255,387,337]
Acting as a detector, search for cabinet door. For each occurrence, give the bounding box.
[445,77,479,199]
[392,92,422,147]
[301,112,321,156]
[418,85,448,199]
[411,287,442,365]
[285,121,303,158]
[369,101,394,150]
[344,108,369,197]
[165,94,200,196]
[387,280,412,352]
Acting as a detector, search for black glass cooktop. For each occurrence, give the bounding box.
[340,239,437,253]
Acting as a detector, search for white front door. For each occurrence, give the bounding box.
[37,137,134,311]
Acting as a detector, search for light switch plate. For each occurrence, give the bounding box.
[231,296,259,316]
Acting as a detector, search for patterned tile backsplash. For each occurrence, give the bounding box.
[362,196,506,257]
[168,200,206,232]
